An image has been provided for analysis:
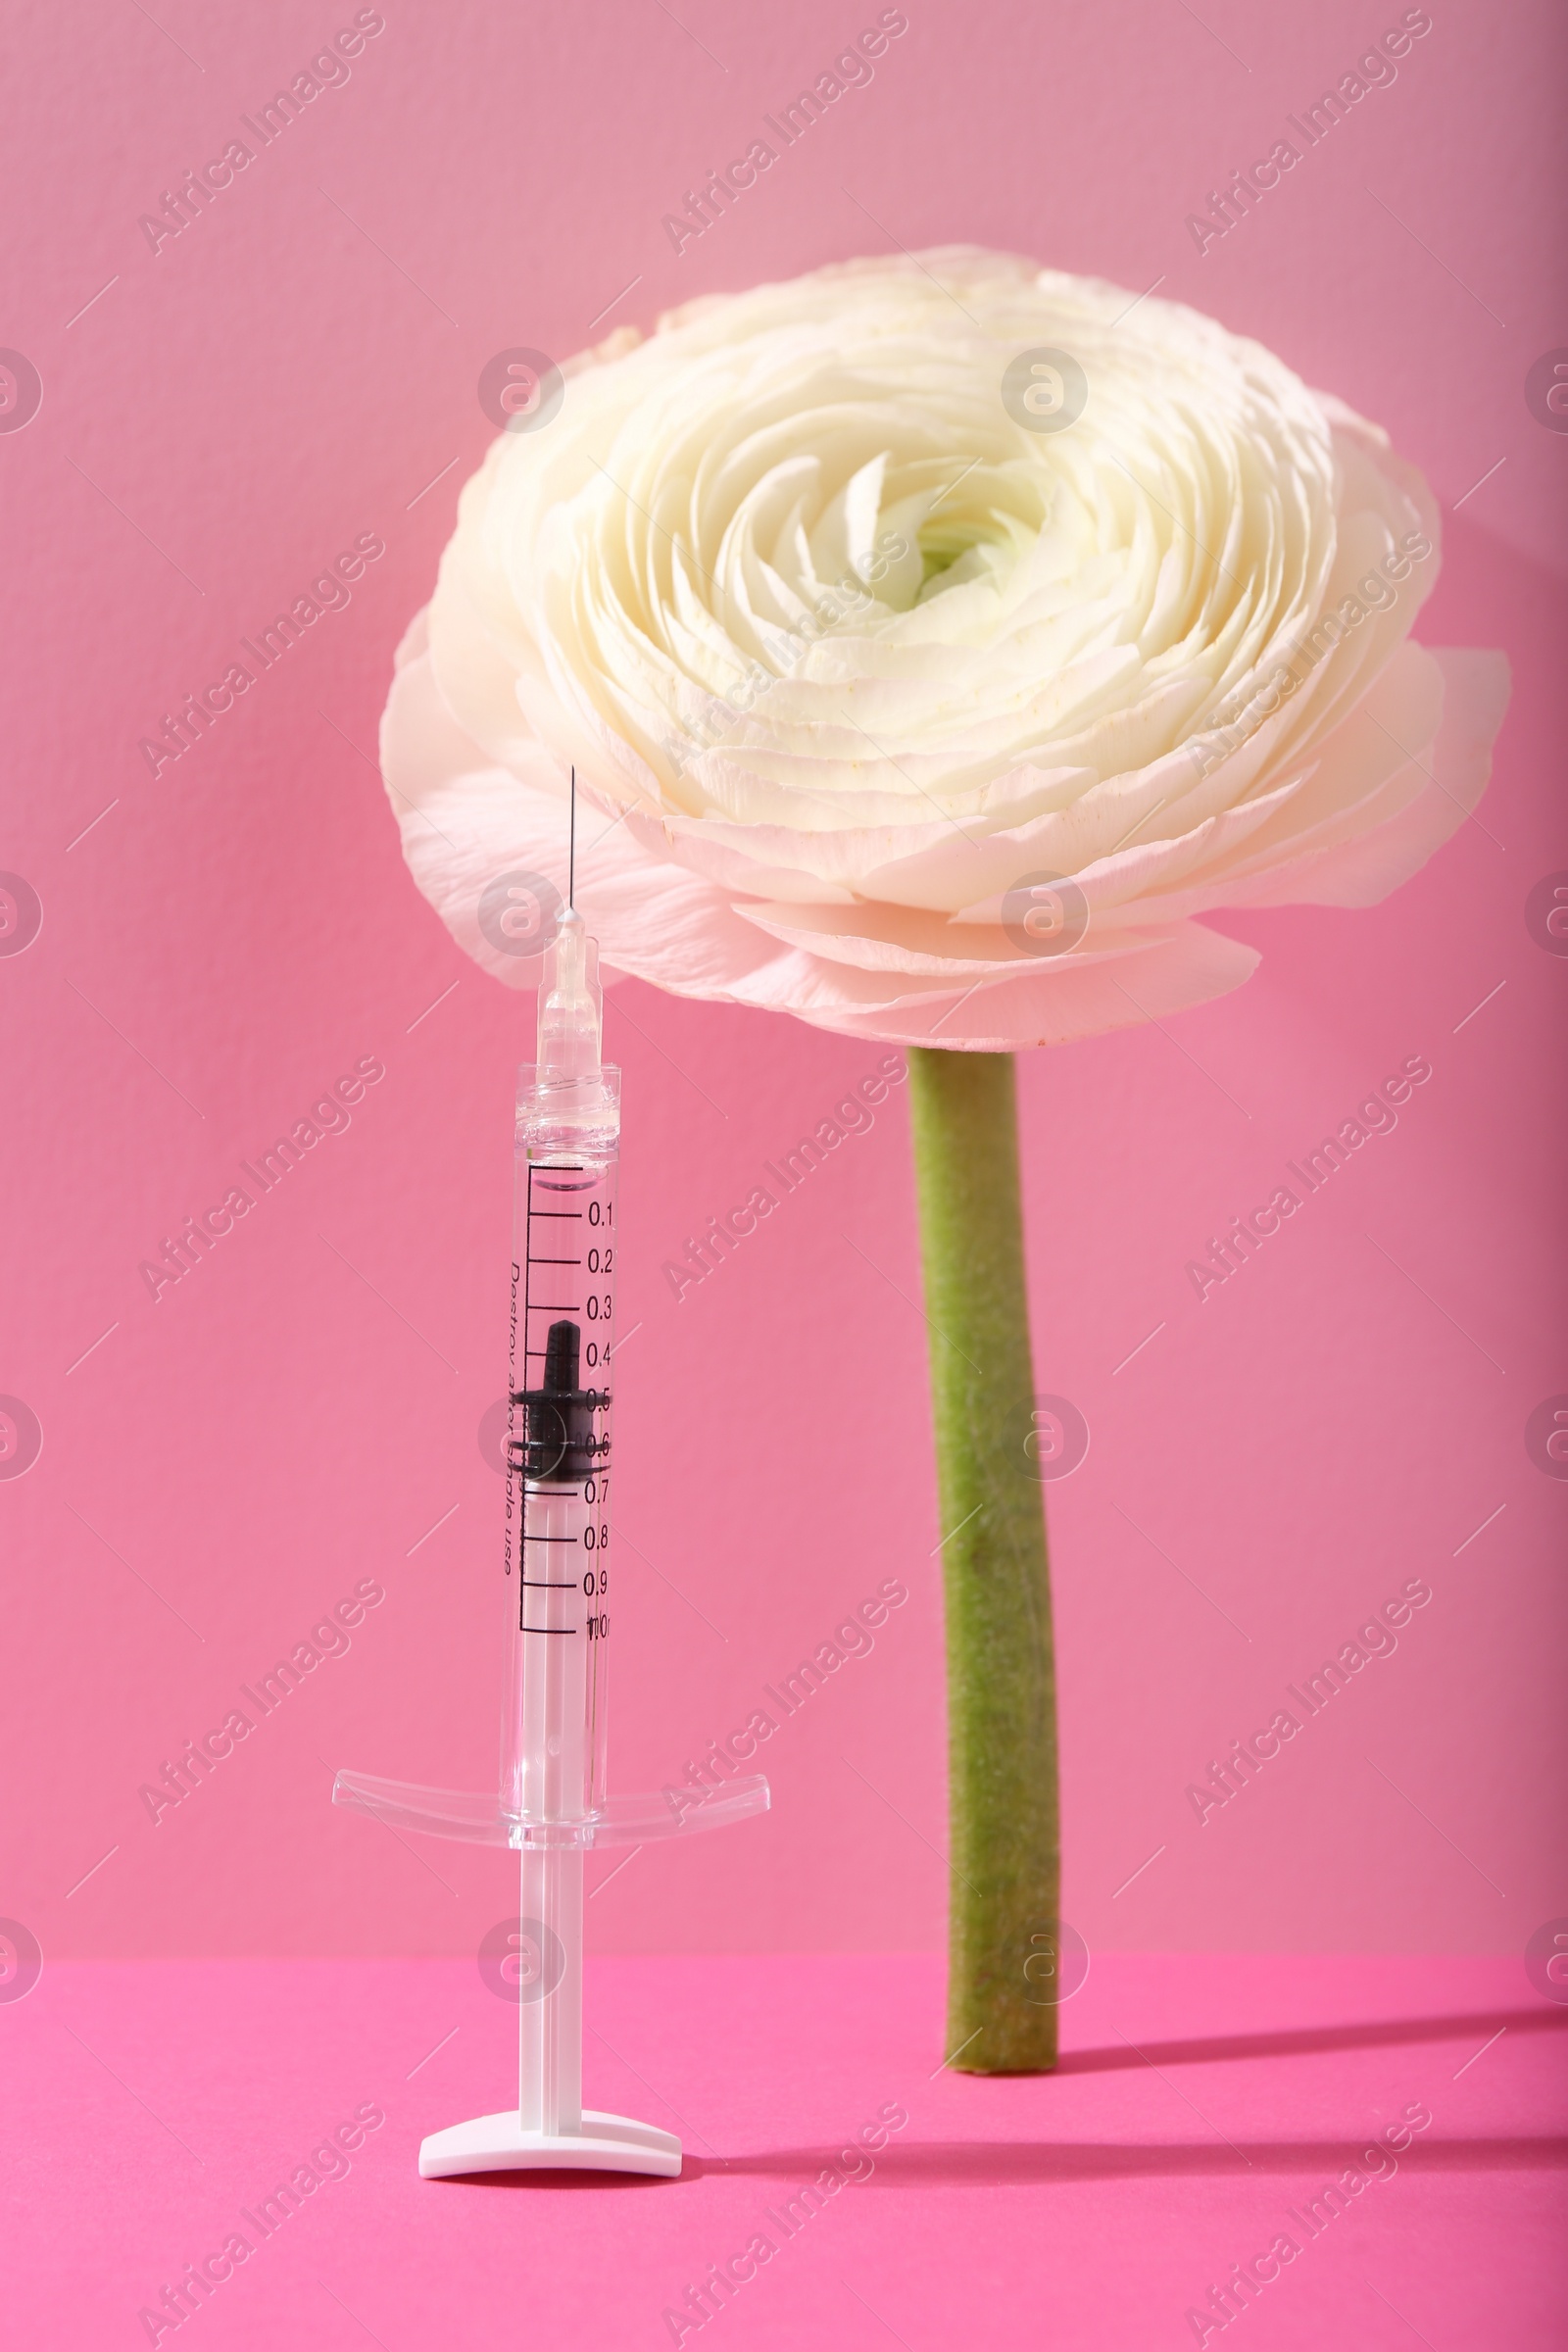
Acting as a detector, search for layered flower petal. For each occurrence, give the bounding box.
[382,250,1508,1047]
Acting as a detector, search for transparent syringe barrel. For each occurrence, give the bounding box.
[503,1063,619,1825]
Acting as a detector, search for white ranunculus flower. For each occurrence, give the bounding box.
[382,248,1507,1047]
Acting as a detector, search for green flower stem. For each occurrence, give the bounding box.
[906,1048,1060,2074]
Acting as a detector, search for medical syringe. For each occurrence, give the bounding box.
[332,772,767,2180]
[502,885,619,2141]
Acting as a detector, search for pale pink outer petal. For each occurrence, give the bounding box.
[381,624,1253,1043]
[379,629,783,998]
[731,921,1263,1050]
[381,612,1508,1050]
[1192,648,1509,909]
[730,897,1185,975]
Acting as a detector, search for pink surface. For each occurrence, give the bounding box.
[1,0,1565,1978]
[4,1954,1564,2348]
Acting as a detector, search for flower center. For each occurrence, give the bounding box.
[914,512,1008,601]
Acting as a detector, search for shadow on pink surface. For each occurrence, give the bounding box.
[439,2004,1568,2188]
[1052,2003,1568,2075]
[676,2132,1568,2185]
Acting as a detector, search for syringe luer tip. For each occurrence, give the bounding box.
[536,905,604,1081]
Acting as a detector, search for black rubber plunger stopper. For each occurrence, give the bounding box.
[510,1317,610,1483]
[542,1317,579,1395]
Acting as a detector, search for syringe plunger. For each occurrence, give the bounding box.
[543,1318,579,1394]
[512,1317,610,1486]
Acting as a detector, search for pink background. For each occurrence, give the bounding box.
[2,0,1563,1978]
